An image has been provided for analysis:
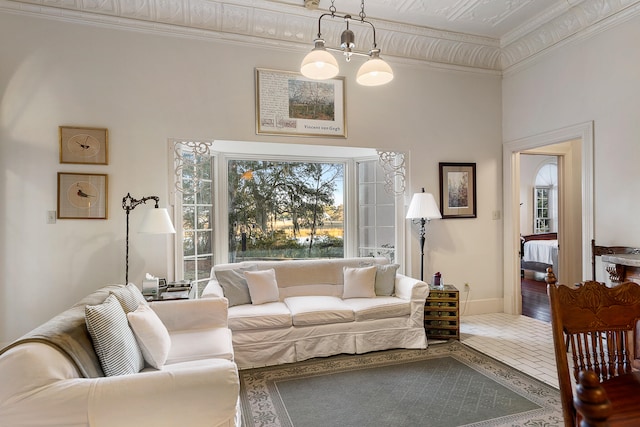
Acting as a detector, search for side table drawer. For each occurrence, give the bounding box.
[425,300,458,308]
[425,310,458,319]
[426,329,459,339]
[425,318,458,328]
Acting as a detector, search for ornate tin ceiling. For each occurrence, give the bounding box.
[3,0,640,72]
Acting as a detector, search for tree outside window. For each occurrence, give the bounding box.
[227,160,344,262]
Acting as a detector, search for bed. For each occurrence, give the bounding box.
[520,232,558,276]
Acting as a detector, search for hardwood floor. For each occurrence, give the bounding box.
[521,272,550,323]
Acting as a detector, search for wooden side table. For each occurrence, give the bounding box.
[424,284,460,340]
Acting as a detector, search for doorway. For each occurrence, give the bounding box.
[503,122,594,315]
[519,154,558,322]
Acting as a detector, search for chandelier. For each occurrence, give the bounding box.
[300,0,393,86]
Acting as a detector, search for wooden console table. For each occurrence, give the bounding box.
[602,253,640,284]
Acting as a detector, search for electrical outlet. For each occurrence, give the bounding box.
[464,282,470,292]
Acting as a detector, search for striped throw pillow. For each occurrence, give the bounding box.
[111,283,148,313]
[85,294,144,376]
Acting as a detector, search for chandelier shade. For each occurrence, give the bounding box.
[356,52,394,86]
[301,0,393,86]
[300,39,340,80]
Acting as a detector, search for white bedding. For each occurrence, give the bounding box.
[523,239,558,269]
[524,239,557,265]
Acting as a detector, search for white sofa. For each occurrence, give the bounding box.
[202,257,429,369]
[0,284,240,427]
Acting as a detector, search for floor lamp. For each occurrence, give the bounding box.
[406,188,442,281]
[122,193,176,284]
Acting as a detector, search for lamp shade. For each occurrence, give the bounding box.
[356,56,394,86]
[138,208,176,234]
[406,192,442,220]
[301,40,340,80]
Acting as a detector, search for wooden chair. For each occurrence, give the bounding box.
[546,269,640,426]
[591,239,640,281]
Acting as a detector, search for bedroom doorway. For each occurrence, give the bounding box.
[502,121,594,316]
[519,154,559,322]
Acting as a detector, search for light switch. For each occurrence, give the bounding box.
[47,211,56,224]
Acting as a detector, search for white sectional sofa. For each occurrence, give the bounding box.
[202,257,429,369]
[0,284,240,427]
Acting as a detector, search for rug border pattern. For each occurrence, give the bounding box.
[239,341,563,427]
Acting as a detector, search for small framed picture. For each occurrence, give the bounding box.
[57,172,108,219]
[439,162,477,219]
[59,126,108,165]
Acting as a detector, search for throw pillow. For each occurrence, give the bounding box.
[244,268,279,305]
[215,265,257,307]
[85,294,144,376]
[111,283,148,313]
[375,264,400,296]
[343,265,377,299]
[127,304,171,369]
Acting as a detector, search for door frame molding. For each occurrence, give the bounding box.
[502,121,594,314]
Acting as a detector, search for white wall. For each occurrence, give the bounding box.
[0,12,503,343]
[503,15,640,251]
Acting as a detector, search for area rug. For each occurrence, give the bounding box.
[239,340,562,427]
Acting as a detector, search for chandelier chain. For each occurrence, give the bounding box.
[329,0,336,15]
[359,0,366,21]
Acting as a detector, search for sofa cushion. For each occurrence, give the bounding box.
[110,283,149,313]
[284,296,355,326]
[215,265,257,307]
[228,302,292,330]
[342,266,377,299]
[343,297,411,321]
[244,268,279,304]
[85,294,144,376]
[127,304,171,369]
[375,264,400,296]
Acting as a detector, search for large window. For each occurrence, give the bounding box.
[172,141,405,280]
[227,159,344,262]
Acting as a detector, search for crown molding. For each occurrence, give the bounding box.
[501,0,640,71]
[2,0,639,73]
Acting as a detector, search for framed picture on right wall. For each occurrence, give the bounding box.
[439,162,477,219]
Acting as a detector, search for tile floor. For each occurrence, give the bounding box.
[459,313,559,388]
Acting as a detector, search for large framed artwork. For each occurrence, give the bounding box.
[57,172,108,219]
[255,68,346,138]
[439,162,477,219]
[59,126,108,165]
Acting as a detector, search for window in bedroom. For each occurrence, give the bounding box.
[534,186,551,233]
[533,161,557,234]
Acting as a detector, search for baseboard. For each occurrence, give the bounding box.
[459,297,503,316]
